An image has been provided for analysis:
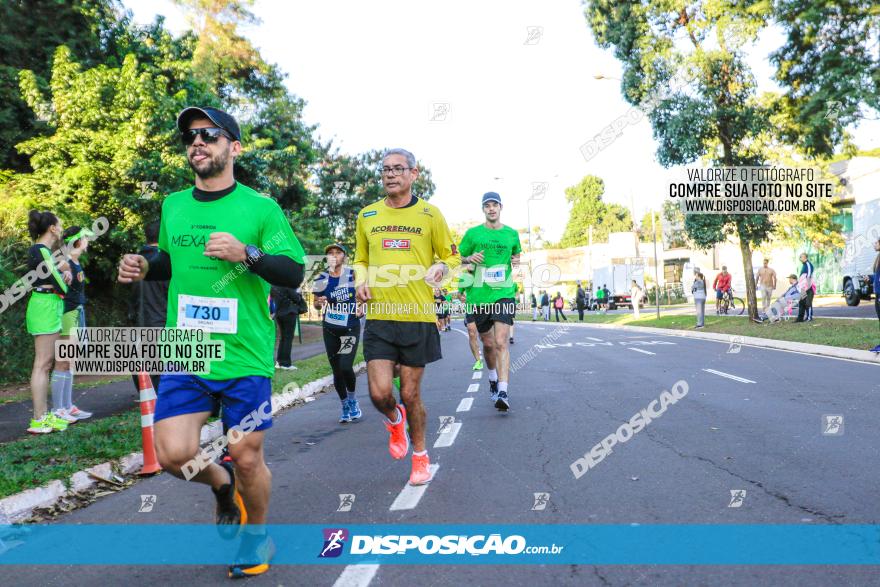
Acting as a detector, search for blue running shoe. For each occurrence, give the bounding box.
[495,390,510,411]
[489,380,499,403]
[339,401,351,424]
[348,398,362,420]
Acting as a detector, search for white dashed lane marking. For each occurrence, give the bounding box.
[389,464,441,510]
[433,422,463,448]
[472,371,482,379]
[333,564,381,587]
[457,397,474,412]
[628,347,656,355]
[467,383,480,393]
[702,368,756,383]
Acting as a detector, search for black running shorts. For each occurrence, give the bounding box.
[472,297,516,334]
[363,319,442,367]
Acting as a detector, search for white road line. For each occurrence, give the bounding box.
[450,328,469,338]
[457,397,474,412]
[585,336,603,342]
[433,422,462,448]
[333,564,381,587]
[472,371,482,379]
[702,368,756,383]
[389,464,441,510]
[467,383,480,393]
[627,347,656,355]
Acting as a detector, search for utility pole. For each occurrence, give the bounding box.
[652,210,660,318]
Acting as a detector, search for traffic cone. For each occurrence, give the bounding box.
[137,372,162,475]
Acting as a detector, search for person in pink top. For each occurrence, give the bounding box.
[712,266,732,314]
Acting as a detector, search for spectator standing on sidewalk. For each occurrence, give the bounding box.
[128,220,168,394]
[552,292,567,322]
[630,280,643,319]
[271,285,299,370]
[692,270,706,329]
[755,259,776,316]
[530,291,538,321]
[872,239,880,351]
[540,290,550,321]
[796,252,815,322]
[575,280,586,321]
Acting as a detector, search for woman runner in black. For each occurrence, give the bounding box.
[313,243,363,423]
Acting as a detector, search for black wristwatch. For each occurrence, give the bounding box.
[244,244,265,271]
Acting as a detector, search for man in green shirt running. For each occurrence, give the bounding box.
[118,107,305,579]
[458,192,521,411]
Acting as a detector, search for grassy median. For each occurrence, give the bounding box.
[0,350,364,499]
[517,312,877,351]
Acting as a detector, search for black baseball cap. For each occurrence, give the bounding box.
[176,106,242,142]
[324,243,348,255]
[482,191,502,205]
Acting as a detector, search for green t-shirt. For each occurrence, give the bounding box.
[458,223,522,306]
[158,183,306,380]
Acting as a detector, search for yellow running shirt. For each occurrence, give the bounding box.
[353,196,460,323]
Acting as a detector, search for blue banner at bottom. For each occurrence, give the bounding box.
[1,524,878,565]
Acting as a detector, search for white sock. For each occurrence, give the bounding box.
[413,450,427,457]
[51,371,71,412]
[498,381,508,392]
[488,369,498,382]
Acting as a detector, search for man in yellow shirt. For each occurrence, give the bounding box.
[354,148,460,486]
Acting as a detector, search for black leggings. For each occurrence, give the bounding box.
[323,324,361,400]
[875,297,880,330]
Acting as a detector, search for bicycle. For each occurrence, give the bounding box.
[719,288,745,315]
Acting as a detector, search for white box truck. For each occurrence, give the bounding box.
[592,258,646,309]
[842,195,880,306]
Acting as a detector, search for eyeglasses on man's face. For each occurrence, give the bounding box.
[380,166,412,177]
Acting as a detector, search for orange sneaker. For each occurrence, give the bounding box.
[409,453,432,486]
[385,405,409,460]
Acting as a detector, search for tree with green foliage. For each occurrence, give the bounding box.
[639,209,662,243]
[585,0,777,319]
[558,175,632,247]
[0,0,126,171]
[770,0,880,158]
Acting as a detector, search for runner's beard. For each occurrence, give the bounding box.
[189,147,230,179]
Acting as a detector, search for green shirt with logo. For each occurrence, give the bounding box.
[158,183,305,380]
[458,224,521,306]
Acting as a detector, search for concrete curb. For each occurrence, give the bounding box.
[0,363,367,524]
[552,321,880,364]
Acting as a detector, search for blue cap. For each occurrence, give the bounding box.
[482,192,502,205]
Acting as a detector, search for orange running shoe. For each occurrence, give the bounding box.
[409,452,432,486]
[385,404,409,460]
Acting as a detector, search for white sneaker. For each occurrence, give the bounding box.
[280,365,297,370]
[53,409,78,424]
[68,405,93,420]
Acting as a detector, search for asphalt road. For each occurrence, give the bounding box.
[6,321,880,586]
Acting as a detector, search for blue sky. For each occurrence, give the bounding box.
[124,0,878,241]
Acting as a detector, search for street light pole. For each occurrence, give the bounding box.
[652,210,660,319]
[526,197,534,304]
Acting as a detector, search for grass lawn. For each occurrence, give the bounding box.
[515,312,877,351]
[0,350,364,499]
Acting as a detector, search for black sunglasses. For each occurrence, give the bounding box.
[180,127,234,145]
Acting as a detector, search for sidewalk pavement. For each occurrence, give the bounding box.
[0,341,326,445]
